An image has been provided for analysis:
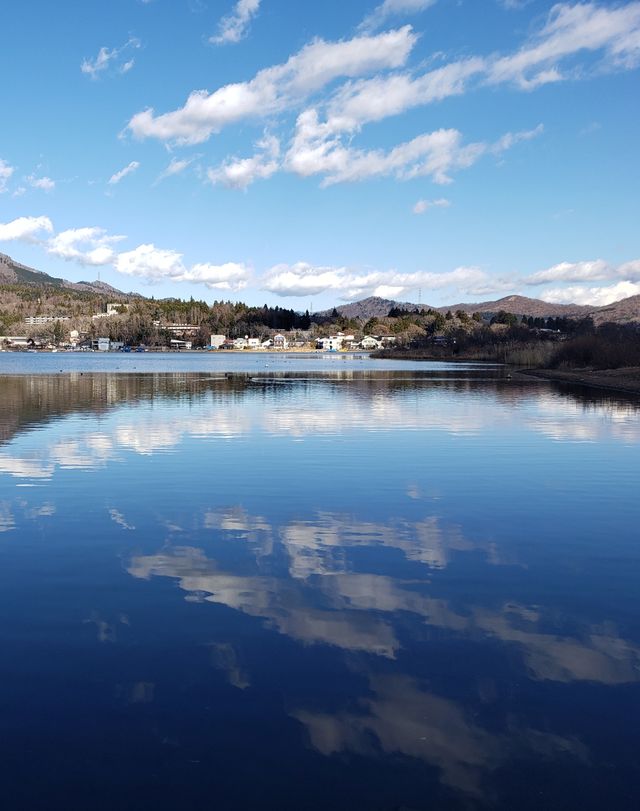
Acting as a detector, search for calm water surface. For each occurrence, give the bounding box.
[0,359,639,810]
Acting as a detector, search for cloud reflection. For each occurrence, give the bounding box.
[1,377,638,484]
[294,673,586,796]
[127,507,640,685]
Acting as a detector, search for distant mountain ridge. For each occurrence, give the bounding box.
[0,252,128,298]
[320,294,639,324]
[440,294,593,319]
[1,252,639,324]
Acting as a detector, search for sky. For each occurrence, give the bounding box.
[0,0,639,310]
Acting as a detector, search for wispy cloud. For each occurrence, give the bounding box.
[210,0,261,45]
[497,0,531,10]
[127,26,417,144]
[283,116,543,187]
[108,161,140,185]
[27,174,55,192]
[81,37,141,79]
[359,0,437,33]
[413,198,450,214]
[0,159,15,193]
[154,157,196,185]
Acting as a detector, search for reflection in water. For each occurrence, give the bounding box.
[1,373,639,485]
[294,674,587,795]
[1,369,639,809]
[127,509,640,685]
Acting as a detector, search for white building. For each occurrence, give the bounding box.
[106,302,127,316]
[273,334,288,349]
[210,334,226,349]
[359,336,383,350]
[316,333,355,351]
[24,315,70,325]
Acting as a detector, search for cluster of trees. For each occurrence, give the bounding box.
[547,323,640,369]
[1,285,324,347]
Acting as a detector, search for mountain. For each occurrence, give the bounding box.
[317,296,423,320]
[590,294,640,325]
[439,294,594,319]
[321,292,640,324]
[0,252,128,298]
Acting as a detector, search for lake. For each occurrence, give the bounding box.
[1,356,639,810]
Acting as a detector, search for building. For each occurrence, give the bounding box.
[210,334,226,349]
[316,333,355,351]
[24,315,70,326]
[273,333,288,349]
[106,303,127,316]
[162,324,200,336]
[359,336,383,350]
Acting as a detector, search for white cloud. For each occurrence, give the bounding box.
[525,259,611,285]
[108,161,140,185]
[114,244,250,290]
[488,2,640,89]
[326,58,485,133]
[327,3,640,131]
[359,0,437,33]
[0,216,54,242]
[618,259,640,280]
[81,38,141,79]
[115,244,185,280]
[155,157,195,184]
[525,257,640,286]
[181,262,251,289]
[210,0,261,45]
[207,133,280,189]
[0,159,15,193]
[262,261,489,300]
[27,174,55,192]
[491,122,544,152]
[47,227,126,266]
[413,197,450,214]
[285,111,542,186]
[541,281,640,306]
[127,26,417,144]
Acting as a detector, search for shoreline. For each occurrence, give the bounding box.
[514,366,640,395]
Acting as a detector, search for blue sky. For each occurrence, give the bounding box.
[1,0,639,309]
